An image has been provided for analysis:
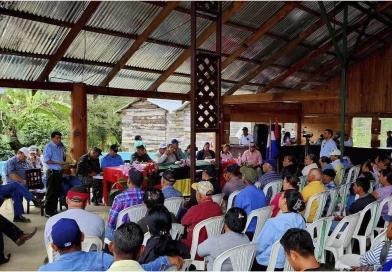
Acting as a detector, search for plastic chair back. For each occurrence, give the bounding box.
[243,206,273,241]
[211,193,225,206]
[116,204,147,229]
[326,187,340,216]
[81,236,103,252]
[212,243,259,271]
[353,201,379,239]
[372,229,387,249]
[299,176,307,192]
[227,190,242,211]
[171,223,184,240]
[164,197,183,216]
[306,217,333,262]
[190,216,224,261]
[335,168,346,185]
[166,259,193,271]
[303,191,328,222]
[345,167,357,185]
[263,180,283,204]
[266,240,282,271]
[337,183,350,215]
[325,213,360,249]
[373,196,392,231]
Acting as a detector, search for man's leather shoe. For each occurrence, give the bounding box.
[13,215,31,223]
[15,227,37,246]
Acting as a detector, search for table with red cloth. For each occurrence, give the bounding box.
[220,160,239,189]
[102,161,211,205]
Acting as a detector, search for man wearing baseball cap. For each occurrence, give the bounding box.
[101,145,124,168]
[28,145,42,169]
[234,166,266,240]
[160,170,182,199]
[106,168,144,242]
[153,143,167,163]
[239,127,254,146]
[44,186,105,261]
[329,149,344,174]
[155,143,176,164]
[171,139,185,161]
[39,219,178,271]
[181,180,222,255]
[258,159,281,202]
[3,147,37,222]
[222,164,244,197]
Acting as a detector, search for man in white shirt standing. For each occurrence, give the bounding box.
[239,127,253,146]
[320,128,337,158]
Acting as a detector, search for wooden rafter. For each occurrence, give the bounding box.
[0,6,312,77]
[222,90,339,105]
[146,1,247,92]
[223,2,345,96]
[98,1,179,87]
[222,2,298,69]
[36,1,101,82]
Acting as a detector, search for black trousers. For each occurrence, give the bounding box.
[0,214,23,258]
[45,170,63,214]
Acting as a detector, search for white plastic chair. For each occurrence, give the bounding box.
[190,215,224,270]
[226,190,242,212]
[243,206,273,241]
[326,187,340,217]
[348,201,380,255]
[335,168,346,185]
[306,216,334,263]
[324,213,360,262]
[211,193,225,206]
[46,236,103,263]
[337,183,351,216]
[170,223,184,240]
[263,180,283,204]
[212,243,259,271]
[299,176,307,192]
[116,204,148,229]
[266,240,283,271]
[254,181,261,189]
[166,259,192,271]
[336,229,387,270]
[164,197,183,216]
[303,191,328,223]
[374,196,392,236]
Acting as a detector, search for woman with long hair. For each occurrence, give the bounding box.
[269,175,300,217]
[198,207,249,271]
[138,205,190,264]
[253,190,306,271]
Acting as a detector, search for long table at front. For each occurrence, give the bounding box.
[102,161,212,206]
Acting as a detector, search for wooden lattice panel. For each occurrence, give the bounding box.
[195,55,219,130]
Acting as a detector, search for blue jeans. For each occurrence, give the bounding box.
[0,182,33,216]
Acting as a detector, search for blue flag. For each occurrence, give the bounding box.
[266,131,279,160]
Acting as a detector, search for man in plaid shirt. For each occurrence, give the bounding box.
[105,168,144,241]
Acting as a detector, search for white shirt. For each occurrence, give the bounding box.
[44,208,105,260]
[344,138,353,147]
[239,134,254,145]
[302,163,319,176]
[320,138,337,158]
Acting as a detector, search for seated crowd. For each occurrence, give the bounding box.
[2,128,392,271]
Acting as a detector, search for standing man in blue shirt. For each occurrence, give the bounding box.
[101,145,124,168]
[43,131,65,218]
[234,166,267,240]
[320,128,338,158]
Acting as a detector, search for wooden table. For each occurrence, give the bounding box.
[102,161,211,205]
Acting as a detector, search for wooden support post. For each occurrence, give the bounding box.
[70,83,88,160]
[297,103,302,145]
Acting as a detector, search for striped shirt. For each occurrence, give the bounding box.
[360,241,392,270]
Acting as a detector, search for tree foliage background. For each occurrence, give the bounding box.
[0,89,133,161]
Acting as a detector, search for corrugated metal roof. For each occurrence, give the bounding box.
[126,42,184,71]
[0,16,70,55]
[269,8,319,40]
[150,11,211,46]
[0,55,48,81]
[110,70,160,90]
[222,60,258,82]
[302,53,335,73]
[159,75,190,94]
[221,81,235,95]
[274,46,311,67]
[301,1,337,13]
[278,71,310,89]
[49,62,110,86]
[240,35,286,61]
[87,1,161,35]
[7,1,89,23]
[64,31,134,63]
[304,24,341,47]
[201,24,252,54]
[229,1,285,29]
[365,19,387,36]
[175,57,191,74]
[250,66,285,85]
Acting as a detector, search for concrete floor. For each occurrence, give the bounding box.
[1,200,110,271]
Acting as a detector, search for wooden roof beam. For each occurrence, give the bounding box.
[98,1,179,87]
[36,1,101,82]
[222,90,339,105]
[222,2,298,69]
[223,2,345,96]
[146,1,247,92]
